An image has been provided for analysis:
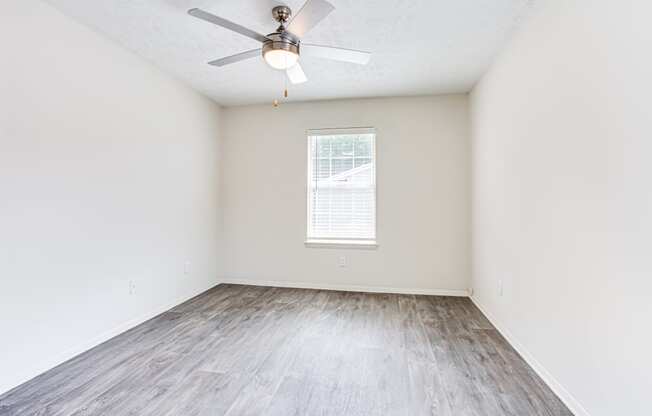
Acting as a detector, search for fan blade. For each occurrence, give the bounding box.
[286,63,308,84]
[188,8,269,43]
[301,43,371,65]
[286,0,335,37]
[208,49,261,67]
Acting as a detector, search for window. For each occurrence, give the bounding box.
[306,128,377,247]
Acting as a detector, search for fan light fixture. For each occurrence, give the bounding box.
[263,48,299,70]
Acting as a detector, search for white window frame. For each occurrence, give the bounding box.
[305,127,378,249]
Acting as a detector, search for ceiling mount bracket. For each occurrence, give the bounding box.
[272,6,292,24]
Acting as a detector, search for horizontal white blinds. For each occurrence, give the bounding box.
[307,129,376,241]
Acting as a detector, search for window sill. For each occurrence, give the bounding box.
[304,239,378,250]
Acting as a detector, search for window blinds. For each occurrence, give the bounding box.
[307,128,376,241]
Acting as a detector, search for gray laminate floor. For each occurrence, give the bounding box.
[0,284,573,416]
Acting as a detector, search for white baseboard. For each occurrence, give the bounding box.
[470,297,590,416]
[0,279,219,396]
[220,277,469,297]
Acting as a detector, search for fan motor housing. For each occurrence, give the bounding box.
[262,32,300,58]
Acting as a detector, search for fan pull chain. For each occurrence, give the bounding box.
[284,52,289,98]
[273,55,289,107]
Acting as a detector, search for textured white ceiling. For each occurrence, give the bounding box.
[44,0,532,106]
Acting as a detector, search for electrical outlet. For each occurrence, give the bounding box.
[129,280,136,295]
[338,255,347,268]
[184,261,191,275]
[498,279,503,297]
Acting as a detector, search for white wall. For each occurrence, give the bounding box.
[471,1,650,415]
[222,96,470,294]
[0,0,223,394]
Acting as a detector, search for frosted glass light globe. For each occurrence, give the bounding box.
[264,49,299,70]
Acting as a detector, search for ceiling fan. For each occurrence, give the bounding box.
[188,0,371,85]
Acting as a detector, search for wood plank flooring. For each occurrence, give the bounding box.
[0,284,573,416]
